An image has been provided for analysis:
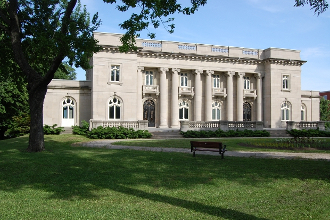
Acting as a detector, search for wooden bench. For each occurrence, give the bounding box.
[190,141,227,158]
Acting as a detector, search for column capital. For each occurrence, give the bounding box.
[205,70,214,76]
[159,67,169,74]
[237,72,245,78]
[171,68,180,74]
[194,69,203,75]
[137,66,144,72]
[225,71,235,77]
[254,72,261,79]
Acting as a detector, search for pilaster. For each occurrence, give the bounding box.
[205,70,213,121]
[237,72,245,121]
[171,68,180,128]
[225,71,235,121]
[137,66,144,120]
[194,69,202,121]
[159,67,169,128]
[255,73,262,121]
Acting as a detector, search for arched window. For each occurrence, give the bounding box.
[179,100,189,120]
[212,101,221,120]
[62,98,74,119]
[243,102,252,121]
[281,101,291,121]
[301,104,306,121]
[108,97,122,119]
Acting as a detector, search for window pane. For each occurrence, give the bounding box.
[217,109,220,120]
[286,109,289,120]
[184,77,187,86]
[150,74,153,85]
[179,108,183,119]
[281,109,284,120]
[146,75,149,85]
[109,106,114,119]
[111,70,115,81]
[212,109,215,120]
[63,106,68,119]
[69,106,74,119]
[301,110,304,121]
[184,108,189,119]
[116,70,120,81]
[116,106,120,119]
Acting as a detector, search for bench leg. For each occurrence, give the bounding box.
[193,151,195,157]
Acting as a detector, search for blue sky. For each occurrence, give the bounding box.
[77,0,330,91]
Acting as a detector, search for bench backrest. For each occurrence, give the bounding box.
[190,141,222,149]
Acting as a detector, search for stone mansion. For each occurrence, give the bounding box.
[43,32,320,131]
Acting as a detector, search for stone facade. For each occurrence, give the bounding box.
[43,32,320,130]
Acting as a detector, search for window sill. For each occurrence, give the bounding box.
[281,89,291,92]
[107,81,123,86]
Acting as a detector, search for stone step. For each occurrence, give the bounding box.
[61,127,73,134]
[150,131,183,139]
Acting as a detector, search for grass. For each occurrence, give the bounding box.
[112,138,330,153]
[0,135,330,219]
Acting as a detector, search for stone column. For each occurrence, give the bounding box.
[137,67,144,120]
[255,73,262,121]
[225,71,235,121]
[171,68,180,128]
[159,67,168,128]
[194,69,202,121]
[205,70,213,121]
[237,72,245,121]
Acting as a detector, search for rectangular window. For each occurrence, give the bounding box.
[180,73,188,87]
[212,74,220,88]
[282,75,289,90]
[145,71,153,85]
[111,65,120,82]
[244,76,250,90]
[179,108,183,119]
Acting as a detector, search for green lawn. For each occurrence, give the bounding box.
[1,135,330,219]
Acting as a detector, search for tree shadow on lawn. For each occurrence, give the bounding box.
[1,137,330,219]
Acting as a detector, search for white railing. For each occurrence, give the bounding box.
[243,89,257,98]
[143,85,159,96]
[89,120,148,130]
[286,121,325,130]
[179,86,194,97]
[180,121,264,132]
[212,88,227,97]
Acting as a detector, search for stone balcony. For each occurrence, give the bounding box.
[143,85,159,97]
[212,88,227,98]
[243,89,257,99]
[179,86,194,97]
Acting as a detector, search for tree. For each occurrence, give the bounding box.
[54,62,77,80]
[294,0,328,14]
[0,0,207,152]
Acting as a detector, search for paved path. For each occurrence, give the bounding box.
[77,140,330,161]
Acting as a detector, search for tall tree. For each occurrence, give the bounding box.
[0,0,207,152]
[294,0,328,14]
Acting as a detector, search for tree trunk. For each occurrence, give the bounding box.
[27,83,47,152]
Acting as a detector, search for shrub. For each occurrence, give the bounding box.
[181,129,270,138]
[287,128,330,137]
[86,126,152,139]
[4,113,30,138]
[72,120,89,135]
[43,124,65,135]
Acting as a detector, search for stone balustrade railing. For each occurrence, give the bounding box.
[180,121,264,132]
[89,120,148,130]
[286,121,325,131]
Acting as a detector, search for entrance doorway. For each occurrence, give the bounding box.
[143,100,155,127]
[243,102,251,121]
[62,97,75,127]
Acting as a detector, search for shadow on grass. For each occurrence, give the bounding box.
[1,135,330,219]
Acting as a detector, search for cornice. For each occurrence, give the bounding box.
[98,45,307,66]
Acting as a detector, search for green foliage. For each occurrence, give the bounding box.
[181,129,270,138]
[287,128,330,137]
[72,120,90,135]
[86,126,152,139]
[54,62,77,80]
[294,0,328,15]
[4,113,30,138]
[319,97,330,129]
[43,124,65,135]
